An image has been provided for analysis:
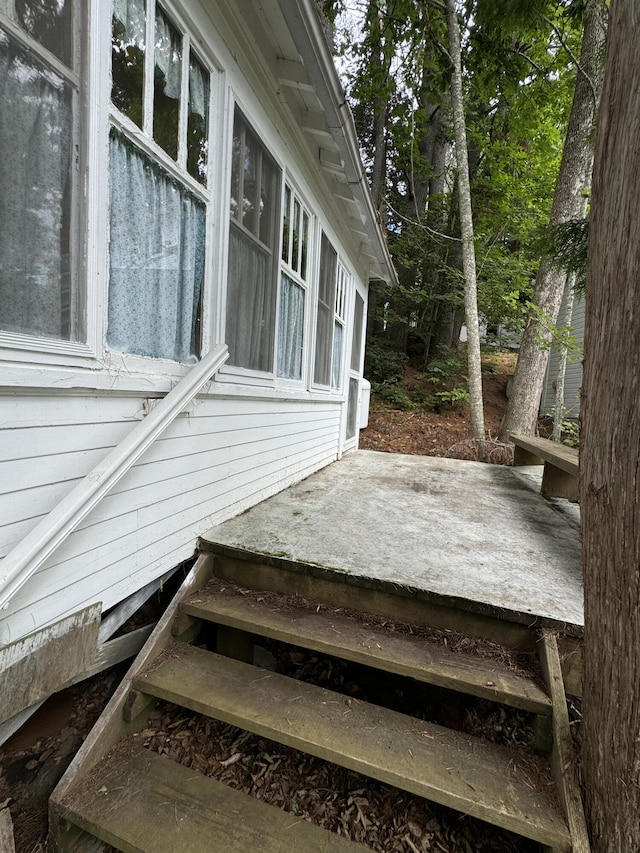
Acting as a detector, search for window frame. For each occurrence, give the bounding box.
[106,0,222,369]
[275,179,314,387]
[0,0,99,363]
[221,103,284,380]
[311,230,351,394]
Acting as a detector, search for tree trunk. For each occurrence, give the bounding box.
[499,0,606,442]
[369,2,389,221]
[551,275,575,442]
[581,3,640,848]
[444,0,484,440]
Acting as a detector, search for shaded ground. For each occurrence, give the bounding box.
[360,352,516,463]
[0,351,548,853]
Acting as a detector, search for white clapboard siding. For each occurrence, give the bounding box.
[1,419,137,462]
[0,394,147,430]
[0,397,149,558]
[0,393,341,644]
[541,294,585,418]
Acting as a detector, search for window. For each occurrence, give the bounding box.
[277,184,310,381]
[332,263,347,389]
[346,291,365,440]
[313,233,348,390]
[0,0,82,342]
[226,109,281,372]
[313,233,336,386]
[109,0,211,362]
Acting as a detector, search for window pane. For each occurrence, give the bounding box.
[226,111,281,372]
[187,51,209,183]
[111,0,146,128]
[332,320,343,389]
[277,273,304,380]
[108,133,205,362]
[351,291,364,371]
[300,211,309,280]
[241,127,258,234]
[226,223,275,372]
[0,29,75,339]
[153,5,181,160]
[259,146,278,247]
[313,233,337,385]
[346,377,359,439]
[230,116,241,220]
[15,0,73,66]
[281,184,291,263]
[292,198,300,272]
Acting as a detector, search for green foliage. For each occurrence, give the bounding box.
[547,407,581,447]
[364,337,409,388]
[435,386,471,407]
[537,216,589,294]
[527,302,584,358]
[324,0,583,372]
[377,385,416,410]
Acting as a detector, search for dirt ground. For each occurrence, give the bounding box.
[360,352,517,463]
[0,351,540,853]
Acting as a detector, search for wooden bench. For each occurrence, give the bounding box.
[510,433,579,502]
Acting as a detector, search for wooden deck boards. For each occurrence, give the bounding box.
[59,744,363,852]
[133,644,571,848]
[181,587,552,714]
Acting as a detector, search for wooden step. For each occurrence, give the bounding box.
[58,742,363,852]
[180,585,551,714]
[132,643,571,849]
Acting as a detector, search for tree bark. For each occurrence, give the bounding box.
[581,2,640,849]
[499,0,605,442]
[551,274,574,442]
[445,0,484,440]
[369,1,389,221]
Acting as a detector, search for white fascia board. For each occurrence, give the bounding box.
[276,0,397,286]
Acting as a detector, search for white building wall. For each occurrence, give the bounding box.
[0,0,381,657]
[0,391,341,644]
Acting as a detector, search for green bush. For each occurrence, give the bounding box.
[434,386,470,407]
[365,340,408,387]
[378,385,415,410]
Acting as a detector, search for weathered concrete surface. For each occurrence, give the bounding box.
[202,451,583,629]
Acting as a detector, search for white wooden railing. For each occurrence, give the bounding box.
[0,344,229,612]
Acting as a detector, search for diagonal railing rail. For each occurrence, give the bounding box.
[0,344,228,615]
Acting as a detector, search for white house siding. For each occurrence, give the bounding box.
[541,293,585,419]
[0,392,341,644]
[0,0,393,674]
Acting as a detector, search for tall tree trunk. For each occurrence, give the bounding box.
[581,3,640,848]
[499,0,606,442]
[445,0,484,440]
[551,274,575,442]
[369,1,390,221]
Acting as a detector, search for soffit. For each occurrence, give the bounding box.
[228,0,396,284]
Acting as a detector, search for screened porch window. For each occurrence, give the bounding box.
[277,184,310,381]
[108,133,205,362]
[313,233,337,386]
[109,0,212,362]
[226,109,281,372]
[0,1,82,342]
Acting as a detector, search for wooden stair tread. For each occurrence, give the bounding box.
[133,644,570,848]
[180,586,551,714]
[60,743,364,852]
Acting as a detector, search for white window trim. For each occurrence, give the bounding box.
[274,177,315,389]
[0,1,103,366]
[104,0,226,376]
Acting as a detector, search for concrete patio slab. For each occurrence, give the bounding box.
[201,451,583,632]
